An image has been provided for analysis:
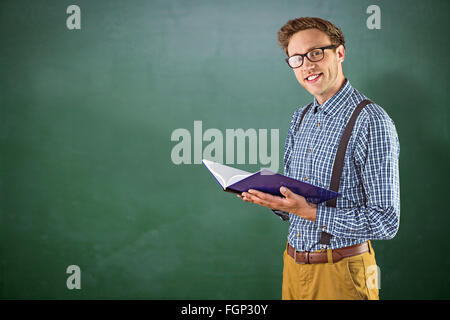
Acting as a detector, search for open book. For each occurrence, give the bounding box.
[202,159,340,204]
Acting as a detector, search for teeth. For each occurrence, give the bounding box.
[307,73,320,81]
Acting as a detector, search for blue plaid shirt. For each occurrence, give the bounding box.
[276,79,400,251]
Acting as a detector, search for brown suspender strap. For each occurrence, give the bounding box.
[289,99,372,245]
[293,99,372,206]
[326,99,372,207]
[284,103,313,171]
[295,103,312,134]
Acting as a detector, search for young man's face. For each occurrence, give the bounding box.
[287,28,345,104]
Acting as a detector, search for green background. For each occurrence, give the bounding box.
[1,0,449,299]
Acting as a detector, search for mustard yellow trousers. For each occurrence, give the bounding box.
[282,241,379,300]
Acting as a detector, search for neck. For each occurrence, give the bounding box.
[315,75,346,105]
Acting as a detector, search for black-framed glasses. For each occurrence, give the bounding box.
[285,45,338,69]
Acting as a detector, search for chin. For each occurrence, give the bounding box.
[303,86,321,96]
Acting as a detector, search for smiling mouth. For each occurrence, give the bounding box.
[305,72,322,83]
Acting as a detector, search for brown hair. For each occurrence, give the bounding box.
[277,17,345,55]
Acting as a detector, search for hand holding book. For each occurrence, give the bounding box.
[238,187,318,222]
[202,159,340,203]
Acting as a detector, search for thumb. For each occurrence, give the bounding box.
[280,186,293,198]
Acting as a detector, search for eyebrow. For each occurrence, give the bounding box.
[290,44,329,57]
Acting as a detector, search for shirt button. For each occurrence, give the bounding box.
[317,122,320,127]
[308,149,312,153]
[296,233,300,237]
[304,177,308,181]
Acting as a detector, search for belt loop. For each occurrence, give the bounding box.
[367,240,372,255]
[327,249,333,264]
[305,252,310,264]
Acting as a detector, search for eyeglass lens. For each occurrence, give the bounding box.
[288,48,324,68]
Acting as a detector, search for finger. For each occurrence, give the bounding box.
[242,192,254,202]
[247,189,281,202]
[238,194,250,202]
[280,186,295,198]
[243,192,277,209]
[249,190,288,209]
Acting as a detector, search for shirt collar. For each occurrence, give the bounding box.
[311,79,353,118]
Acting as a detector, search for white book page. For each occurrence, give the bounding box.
[202,159,252,188]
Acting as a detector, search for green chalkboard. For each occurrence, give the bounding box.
[0,0,449,299]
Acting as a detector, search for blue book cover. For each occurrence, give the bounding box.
[202,159,340,204]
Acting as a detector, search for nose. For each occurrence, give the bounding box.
[302,58,316,70]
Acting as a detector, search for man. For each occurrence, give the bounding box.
[238,17,400,300]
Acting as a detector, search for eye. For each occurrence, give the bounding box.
[310,50,322,57]
[287,55,303,68]
[308,49,324,61]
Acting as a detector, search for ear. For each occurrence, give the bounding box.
[336,44,345,63]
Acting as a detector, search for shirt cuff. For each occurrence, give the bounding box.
[271,209,290,221]
[315,204,335,234]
